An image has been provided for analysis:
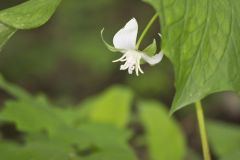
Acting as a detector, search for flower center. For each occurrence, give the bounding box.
[113,50,144,76]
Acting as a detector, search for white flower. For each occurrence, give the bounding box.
[101,18,164,76]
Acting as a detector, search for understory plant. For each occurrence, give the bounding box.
[0,0,240,160]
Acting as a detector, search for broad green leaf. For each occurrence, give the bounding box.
[144,0,240,113]
[82,149,137,160]
[0,76,67,134]
[0,125,136,160]
[0,0,61,53]
[0,100,66,134]
[49,124,137,160]
[52,107,89,126]
[0,100,135,158]
[0,0,61,29]
[52,98,98,127]
[0,77,136,159]
[221,151,240,160]
[78,124,130,150]
[139,101,186,160]
[51,124,131,150]
[89,86,133,128]
[207,120,240,158]
[0,140,78,160]
[0,100,136,159]
[186,149,201,160]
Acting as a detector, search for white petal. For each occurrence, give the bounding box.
[141,51,164,65]
[113,18,138,50]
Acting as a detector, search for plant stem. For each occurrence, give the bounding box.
[136,13,159,49]
[195,101,211,160]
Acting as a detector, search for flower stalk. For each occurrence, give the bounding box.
[195,101,211,160]
[136,13,159,49]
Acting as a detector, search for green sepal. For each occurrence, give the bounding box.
[101,28,123,53]
[143,39,157,56]
[141,39,157,64]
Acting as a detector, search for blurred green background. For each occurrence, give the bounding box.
[0,0,175,105]
[0,1,240,160]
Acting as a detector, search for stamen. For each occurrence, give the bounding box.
[112,50,146,76]
[135,67,139,76]
[129,65,135,74]
[137,61,144,74]
[135,56,144,74]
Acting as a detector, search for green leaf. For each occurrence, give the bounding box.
[141,39,158,64]
[0,100,66,134]
[139,100,186,160]
[82,149,137,160]
[0,0,61,53]
[0,99,136,159]
[0,125,136,160]
[88,86,133,128]
[220,151,240,160]
[186,149,201,160]
[0,140,78,160]
[0,0,62,29]
[0,23,15,50]
[207,120,240,158]
[0,77,136,159]
[0,75,66,134]
[144,0,240,113]
[51,124,131,150]
[52,107,89,126]
[47,124,137,160]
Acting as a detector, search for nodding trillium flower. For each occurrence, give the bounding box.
[101,18,164,76]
